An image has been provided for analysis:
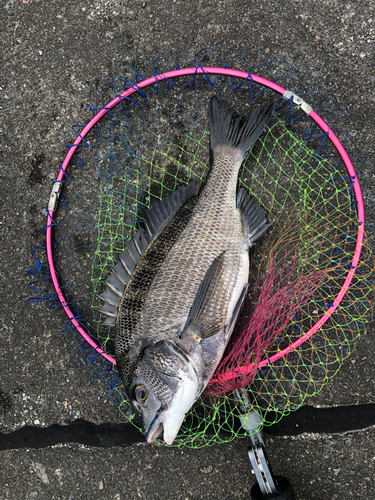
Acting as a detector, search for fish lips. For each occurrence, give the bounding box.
[145,415,165,444]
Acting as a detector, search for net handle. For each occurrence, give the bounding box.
[45,66,365,373]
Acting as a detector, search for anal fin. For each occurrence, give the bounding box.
[237,187,274,248]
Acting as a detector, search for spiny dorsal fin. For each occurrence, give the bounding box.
[180,251,227,341]
[146,179,200,238]
[237,187,275,248]
[96,179,200,325]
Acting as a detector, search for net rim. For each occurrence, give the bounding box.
[45,66,366,380]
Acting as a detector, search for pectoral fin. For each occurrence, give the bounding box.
[180,251,227,341]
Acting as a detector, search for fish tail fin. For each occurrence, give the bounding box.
[208,96,274,158]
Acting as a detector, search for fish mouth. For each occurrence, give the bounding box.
[145,413,183,446]
[146,417,164,444]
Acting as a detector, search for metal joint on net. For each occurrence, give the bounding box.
[48,182,63,212]
[282,90,313,116]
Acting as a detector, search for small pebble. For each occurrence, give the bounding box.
[26,490,39,500]
[360,467,368,474]
[200,465,213,474]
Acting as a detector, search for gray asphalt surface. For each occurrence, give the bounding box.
[1,1,375,499]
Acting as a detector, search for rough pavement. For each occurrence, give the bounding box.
[1,1,375,499]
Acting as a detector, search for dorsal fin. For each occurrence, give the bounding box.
[237,187,275,248]
[96,179,200,325]
[146,179,199,238]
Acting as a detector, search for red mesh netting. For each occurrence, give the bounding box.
[207,222,326,395]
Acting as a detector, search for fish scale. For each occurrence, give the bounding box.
[142,149,246,341]
[116,195,200,388]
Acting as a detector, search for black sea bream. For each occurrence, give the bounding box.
[97,96,274,444]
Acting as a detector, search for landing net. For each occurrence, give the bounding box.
[28,48,374,448]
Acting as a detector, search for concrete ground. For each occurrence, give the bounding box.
[1,0,375,499]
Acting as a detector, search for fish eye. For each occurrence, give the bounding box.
[134,384,148,403]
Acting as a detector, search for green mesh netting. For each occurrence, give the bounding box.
[32,48,374,449]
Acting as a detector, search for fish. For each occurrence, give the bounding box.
[97,96,275,445]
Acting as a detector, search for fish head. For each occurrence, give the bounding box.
[129,339,199,445]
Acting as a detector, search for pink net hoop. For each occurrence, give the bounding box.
[45,66,365,379]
